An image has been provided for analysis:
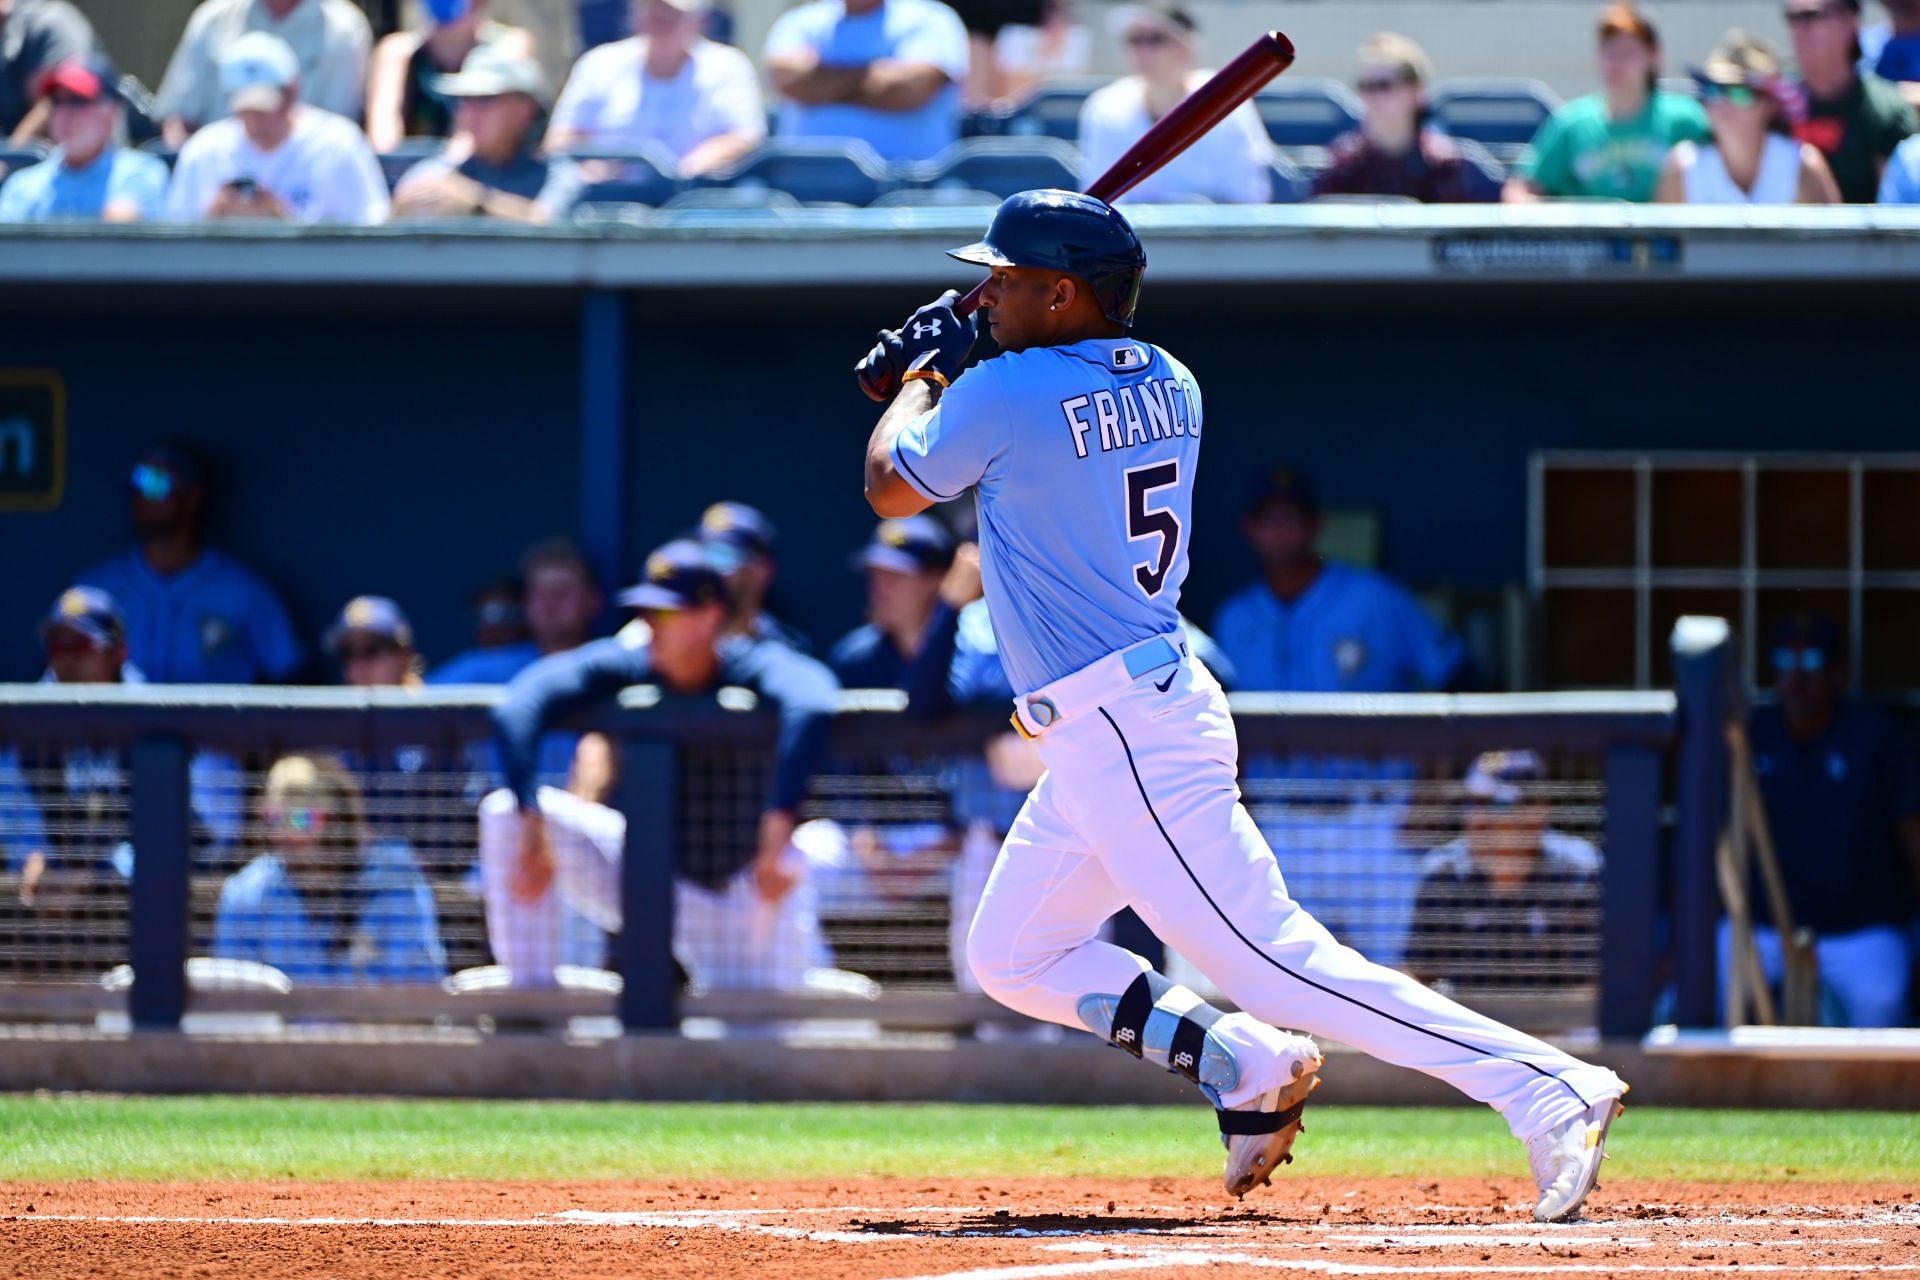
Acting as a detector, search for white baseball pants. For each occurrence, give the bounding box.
[477,787,830,991]
[965,637,1625,1141]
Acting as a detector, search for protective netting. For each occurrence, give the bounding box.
[0,719,1610,1028]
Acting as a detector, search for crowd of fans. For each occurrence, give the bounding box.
[6,0,1920,220]
[5,443,1917,1026]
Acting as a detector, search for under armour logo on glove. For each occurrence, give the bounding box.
[911,318,943,339]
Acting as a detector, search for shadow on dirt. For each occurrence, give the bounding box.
[849,1208,1308,1238]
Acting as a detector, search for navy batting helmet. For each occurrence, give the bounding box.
[948,190,1147,329]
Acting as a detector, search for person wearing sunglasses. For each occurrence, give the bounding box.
[0,55,168,223]
[1731,615,1920,1027]
[477,537,843,991]
[1783,0,1915,202]
[213,753,445,985]
[1077,3,1273,204]
[75,441,305,685]
[1313,31,1502,203]
[1655,32,1838,203]
[1404,751,1601,996]
[1505,5,1709,203]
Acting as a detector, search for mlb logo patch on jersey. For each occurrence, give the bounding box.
[1111,344,1145,370]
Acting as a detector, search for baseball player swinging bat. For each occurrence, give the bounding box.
[856,30,1297,401]
[852,25,1630,1222]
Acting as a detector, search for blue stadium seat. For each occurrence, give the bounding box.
[1001,76,1108,142]
[1269,154,1311,204]
[958,107,1007,139]
[1253,79,1362,148]
[1427,78,1562,164]
[562,147,682,207]
[0,141,48,182]
[912,137,1080,199]
[377,138,444,191]
[701,139,891,206]
[661,186,803,211]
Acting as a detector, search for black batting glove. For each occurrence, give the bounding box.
[896,290,977,390]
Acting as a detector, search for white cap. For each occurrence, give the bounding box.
[220,31,299,112]
[432,43,551,108]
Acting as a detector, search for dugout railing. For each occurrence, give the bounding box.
[0,684,1673,1039]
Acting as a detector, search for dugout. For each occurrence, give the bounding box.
[2,207,1918,694]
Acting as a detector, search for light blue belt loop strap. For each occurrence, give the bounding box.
[1123,636,1182,680]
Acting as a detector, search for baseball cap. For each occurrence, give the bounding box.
[220,32,299,112]
[1246,465,1319,517]
[36,54,122,104]
[1772,613,1841,659]
[324,595,414,655]
[1463,750,1546,805]
[698,501,777,571]
[39,586,126,649]
[1113,2,1197,39]
[432,42,551,108]
[618,539,729,611]
[853,516,955,575]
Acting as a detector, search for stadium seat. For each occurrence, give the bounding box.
[699,139,892,206]
[1269,154,1311,203]
[870,186,1001,207]
[377,138,444,191]
[912,137,1080,198]
[1001,76,1108,142]
[661,186,804,211]
[1253,79,1362,148]
[1427,78,1561,164]
[0,141,47,182]
[564,146,682,207]
[136,137,178,170]
[958,107,1007,139]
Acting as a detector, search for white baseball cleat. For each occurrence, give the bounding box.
[1220,1037,1322,1199]
[1527,1088,1627,1223]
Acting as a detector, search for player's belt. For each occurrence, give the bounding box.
[1010,635,1184,739]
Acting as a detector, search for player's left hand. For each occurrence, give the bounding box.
[510,810,556,903]
[896,289,977,389]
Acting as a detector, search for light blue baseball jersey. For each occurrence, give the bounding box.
[890,337,1202,694]
[1211,563,1466,693]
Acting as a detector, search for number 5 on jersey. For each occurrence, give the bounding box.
[1125,460,1183,598]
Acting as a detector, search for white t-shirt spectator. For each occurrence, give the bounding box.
[164,107,390,224]
[1078,73,1272,204]
[549,36,765,161]
[764,0,969,163]
[155,0,371,129]
[994,23,1091,83]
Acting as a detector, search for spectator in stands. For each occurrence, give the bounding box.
[1656,33,1838,204]
[993,0,1090,106]
[78,442,305,685]
[325,595,420,688]
[214,753,446,984]
[1726,615,1920,1027]
[1405,751,1601,992]
[830,515,962,699]
[1078,4,1271,204]
[943,0,1037,106]
[1504,5,1708,203]
[547,0,764,176]
[0,55,169,222]
[156,0,371,147]
[698,501,812,651]
[391,46,581,223]
[365,0,533,153]
[763,0,969,164]
[0,0,94,142]
[429,537,601,683]
[1862,0,1920,106]
[1785,0,1915,201]
[1313,32,1502,203]
[1211,467,1466,693]
[477,538,842,989]
[1878,129,1920,199]
[162,33,390,224]
[469,576,528,650]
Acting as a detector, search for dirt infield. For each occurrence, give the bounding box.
[4,1177,1917,1279]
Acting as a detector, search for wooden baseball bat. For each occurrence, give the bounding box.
[859,31,1297,398]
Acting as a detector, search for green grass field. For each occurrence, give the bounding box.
[2,1096,1914,1184]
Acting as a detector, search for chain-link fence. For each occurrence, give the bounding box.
[0,687,1671,1036]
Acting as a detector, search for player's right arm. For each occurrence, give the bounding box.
[866,380,942,517]
[863,291,999,516]
[490,636,651,811]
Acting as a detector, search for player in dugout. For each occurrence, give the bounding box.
[477,538,844,990]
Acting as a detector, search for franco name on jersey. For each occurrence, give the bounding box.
[1058,360,1202,460]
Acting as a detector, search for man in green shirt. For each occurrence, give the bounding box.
[1787,0,1916,201]
[1506,4,1709,202]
